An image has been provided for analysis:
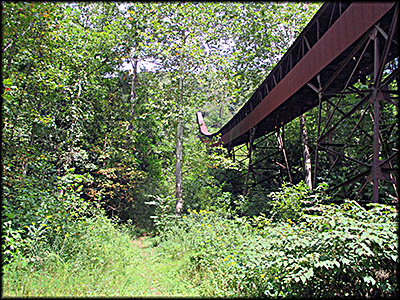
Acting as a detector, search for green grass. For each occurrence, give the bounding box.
[4,192,396,298]
[2,221,208,297]
[155,204,398,297]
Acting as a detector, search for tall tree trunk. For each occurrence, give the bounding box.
[276,126,292,183]
[217,104,223,128]
[300,114,312,189]
[128,58,138,131]
[130,59,137,109]
[175,32,189,215]
[175,74,184,215]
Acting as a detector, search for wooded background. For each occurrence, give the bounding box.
[2,2,325,227]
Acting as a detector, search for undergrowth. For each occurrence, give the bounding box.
[3,182,398,297]
[2,214,205,297]
[156,183,399,297]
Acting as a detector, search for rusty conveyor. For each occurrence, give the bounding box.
[197,2,397,149]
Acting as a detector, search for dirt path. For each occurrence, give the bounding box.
[132,236,145,252]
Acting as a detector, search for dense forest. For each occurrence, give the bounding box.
[1,2,398,297]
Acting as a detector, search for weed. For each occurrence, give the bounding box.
[2,215,208,297]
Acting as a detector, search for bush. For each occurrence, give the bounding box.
[157,186,398,297]
[268,181,329,222]
[2,213,142,297]
[2,168,100,265]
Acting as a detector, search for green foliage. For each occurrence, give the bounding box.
[2,215,208,297]
[2,169,100,265]
[2,221,27,264]
[2,1,325,238]
[268,181,330,222]
[4,3,396,298]
[158,191,398,297]
[145,194,177,235]
[3,213,138,280]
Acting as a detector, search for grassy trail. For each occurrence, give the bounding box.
[2,236,205,297]
[127,236,203,297]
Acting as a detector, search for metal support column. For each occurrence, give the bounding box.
[372,29,381,202]
[313,78,323,189]
[244,128,256,196]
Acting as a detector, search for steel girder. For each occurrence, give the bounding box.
[197,2,398,202]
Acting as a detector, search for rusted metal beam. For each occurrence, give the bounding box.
[313,90,323,188]
[219,2,394,146]
[196,111,211,136]
[321,32,371,94]
[374,4,398,88]
[372,34,382,202]
[323,101,372,176]
[319,145,371,168]
[318,93,371,143]
[244,127,256,196]
[196,2,397,201]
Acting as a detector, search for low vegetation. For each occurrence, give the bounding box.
[3,212,205,297]
[157,183,398,297]
[3,182,398,297]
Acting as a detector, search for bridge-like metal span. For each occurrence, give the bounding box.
[197,2,398,203]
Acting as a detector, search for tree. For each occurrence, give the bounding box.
[123,2,236,214]
[300,114,313,189]
[2,1,325,236]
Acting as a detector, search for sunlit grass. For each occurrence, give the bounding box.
[2,225,207,297]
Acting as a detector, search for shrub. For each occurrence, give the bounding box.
[268,181,330,222]
[158,193,398,297]
[2,168,100,265]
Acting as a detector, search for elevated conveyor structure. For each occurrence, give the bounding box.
[197,2,399,202]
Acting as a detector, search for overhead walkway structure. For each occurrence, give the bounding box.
[197,2,399,202]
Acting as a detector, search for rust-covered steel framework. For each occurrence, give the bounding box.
[197,2,399,202]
